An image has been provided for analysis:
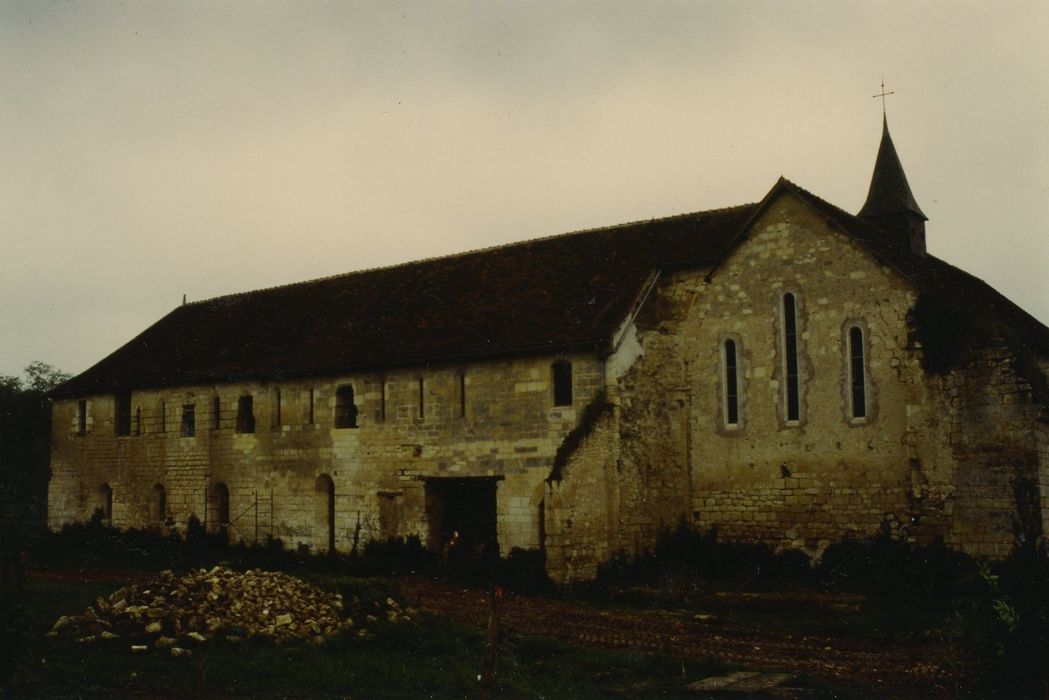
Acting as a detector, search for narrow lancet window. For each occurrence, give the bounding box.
[724,339,740,426]
[459,371,467,418]
[379,380,386,422]
[335,385,358,428]
[211,397,221,430]
[553,360,573,407]
[783,293,800,422]
[417,377,425,419]
[849,326,867,419]
[308,388,315,425]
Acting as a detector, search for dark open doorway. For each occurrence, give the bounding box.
[425,477,499,560]
[315,474,335,554]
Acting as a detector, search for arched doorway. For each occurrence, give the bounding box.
[151,484,166,524]
[315,474,335,554]
[97,483,113,524]
[210,482,230,538]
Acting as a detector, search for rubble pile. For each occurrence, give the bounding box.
[48,566,410,652]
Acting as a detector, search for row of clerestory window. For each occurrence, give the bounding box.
[720,293,869,429]
[97,361,575,437]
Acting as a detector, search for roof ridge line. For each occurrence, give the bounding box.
[184,202,756,307]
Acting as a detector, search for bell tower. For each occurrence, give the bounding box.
[857,114,929,255]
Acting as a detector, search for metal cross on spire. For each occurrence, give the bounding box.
[873,79,894,114]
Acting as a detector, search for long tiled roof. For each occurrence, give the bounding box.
[52,179,1049,400]
[51,204,758,398]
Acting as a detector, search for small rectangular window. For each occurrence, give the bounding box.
[115,392,132,436]
[181,404,196,437]
[236,395,255,434]
[849,326,867,419]
[553,361,573,407]
[211,397,220,430]
[77,400,87,435]
[724,340,739,426]
[335,385,358,428]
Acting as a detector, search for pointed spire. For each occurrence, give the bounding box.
[858,115,928,255]
[859,115,926,220]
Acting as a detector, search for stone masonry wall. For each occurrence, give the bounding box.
[551,192,1047,577]
[679,195,931,555]
[49,352,604,557]
[940,339,1049,556]
[543,400,620,583]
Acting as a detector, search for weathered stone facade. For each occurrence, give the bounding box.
[47,125,1049,583]
[544,192,1049,581]
[49,354,602,556]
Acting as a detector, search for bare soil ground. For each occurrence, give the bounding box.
[398,576,962,697]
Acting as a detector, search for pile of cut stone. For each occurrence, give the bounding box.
[48,566,408,653]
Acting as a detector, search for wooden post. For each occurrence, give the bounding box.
[478,586,504,700]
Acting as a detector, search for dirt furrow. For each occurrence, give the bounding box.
[398,577,959,694]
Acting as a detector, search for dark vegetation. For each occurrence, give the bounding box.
[11,575,735,699]
[909,292,1049,407]
[908,293,977,375]
[588,520,1049,697]
[1,363,70,689]
[29,513,553,595]
[9,509,1049,697]
[0,362,70,529]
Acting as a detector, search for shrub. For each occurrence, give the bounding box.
[816,528,978,602]
[595,523,810,588]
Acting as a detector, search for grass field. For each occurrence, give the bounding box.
[8,574,742,699]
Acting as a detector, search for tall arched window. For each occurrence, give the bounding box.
[151,484,167,523]
[723,339,740,427]
[335,384,358,428]
[458,370,467,418]
[782,293,801,422]
[552,360,573,407]
[417,376,425,419]
[848,325,867,419]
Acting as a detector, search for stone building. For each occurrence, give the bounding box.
[48,119,1049,582]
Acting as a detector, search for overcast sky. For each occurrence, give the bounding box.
[2,1,1047,379]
